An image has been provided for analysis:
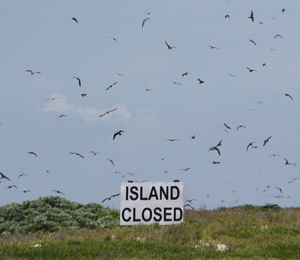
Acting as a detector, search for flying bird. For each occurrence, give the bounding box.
[113,130,124,140]
[180,167,191,172]
[106,81,117,91]
[182,72,189,77]
[225,14,230,19]
[172,81,181,85]
[26,70,41,75]
[249,39,257,45]
[70,152,84,158]
[237,125,246,131]
[0,172,11,181]
[215,139,222,147]
[81,93,87,97]
[165,40,176,49]
[108,158,114,166]
[27,151,37,157]
[143,86,152,91]
[212,161,220,164]
[46,97,61,101]
[71,17,78,23]
[4,185,17,190]
[142,18,150,27]
[166,139,179,142]
[224,123,231,130]
[198,78,204,84]
[53,190,64,196]
[227,73,236,77]
[209,146,221,156]
[18,173,28,179]
[22,190,31,193]
[72,77,81,87]
[263,204,278,209]
[275,187,282,193]
[99,108,117,117]
[263,135,272,146]
[207,45,219,49]
[102,193,120,203]
[90,151,101,155]
[247,67,257,72]
[262,63,266,67]
[282,8,286,13]
[248,10,254,22]
[247,142,256,151]
[58,114,67,120]
[284,158,291,165]
[281,93,293,100]
[108,37,119,44]
[274,34,283,39]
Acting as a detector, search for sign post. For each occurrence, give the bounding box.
[120,181,184,225]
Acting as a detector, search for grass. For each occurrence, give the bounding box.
[1,203,300,259]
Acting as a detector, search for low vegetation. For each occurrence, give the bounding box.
[0,197,300,259]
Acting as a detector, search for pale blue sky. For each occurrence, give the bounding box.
[1,0,299,210]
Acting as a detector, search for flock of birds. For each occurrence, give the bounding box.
[1,3,299,210]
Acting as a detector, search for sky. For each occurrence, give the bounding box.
[1,0,299,210]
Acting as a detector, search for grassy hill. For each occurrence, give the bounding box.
[0,197,300,259]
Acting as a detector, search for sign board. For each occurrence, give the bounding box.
[120,182,184,225]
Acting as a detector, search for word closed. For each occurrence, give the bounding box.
[120,182,184,225]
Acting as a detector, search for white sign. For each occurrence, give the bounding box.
[120,182,184,225]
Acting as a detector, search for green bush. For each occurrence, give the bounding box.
[0,196,119,234]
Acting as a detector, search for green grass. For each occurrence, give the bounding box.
[1,199,300,259]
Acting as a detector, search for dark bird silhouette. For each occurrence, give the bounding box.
[263,204,278,209]
[263,136,272,146]
[262,63,266,67]
[216,140,222,147]
[274,34,282,39]
[209,146,221,156]
[282,8,286,13]
[108,37,119,44]
[106,81,117,91]
[58,114,67,120]
[72,77,81,87]
[198,78,204,84]
[25,70,41,75]
[22,190,31,193]
[247,67,257,72]
[90,151,101,155]
[27,151,37,157]
[275,187,282,193]
[224,123,231,130]
[99,108,117,117]
[248,10,254,22]
[249,39,256,45]
[191,135,195,139]
[142,18,150,27]
[225,14,230,19]
[0,172,11,181]
[102,193,120,203]
[71,17,78,23]
[70,152,84,158]
[237,125,246,131]
[227,73,236,77]
[108,158,114,166]
[81,93,87,97]
[46,97,61,101]
[166,139,179,142]
[268,154,280,158]
[143,86,152,91]
[284,158,291,165]
[172,81,181,85]
[165,40,176,49]
[18,172,28,179]
[113,130,124,140]
[53,190,64,196]
[212,161,220,164]
[247,142,256,151]
[116,73,124,76]
[180,167,190,172]
[4,185,17,190]
[207,45,219,49]
[281,93,293,100]
[182,72,189,77]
